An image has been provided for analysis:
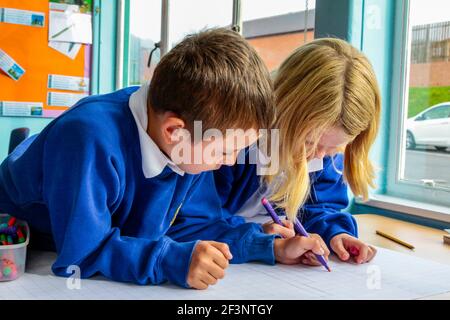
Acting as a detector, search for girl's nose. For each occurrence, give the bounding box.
[315,149,327,160]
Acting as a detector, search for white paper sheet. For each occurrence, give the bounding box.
[49,10,92,44]
[47,91,88,107]
[48,41,82,59]
[48,74,89,92]
[49,3,80,13]
[0,8,45,27]
[0,48,25,81]
[0,101,43,117]
[0,247,449,300]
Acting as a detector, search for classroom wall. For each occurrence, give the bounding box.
[0,0,117,162]
[0,117,52,160]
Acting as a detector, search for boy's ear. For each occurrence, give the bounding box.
[161,113,186,145]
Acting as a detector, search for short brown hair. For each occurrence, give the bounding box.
[148,28,275,132]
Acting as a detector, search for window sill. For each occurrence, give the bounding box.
[355,194,450,223]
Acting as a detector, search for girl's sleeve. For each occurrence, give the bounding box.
[168,172,278,265]
[301,154,358,248]
[42,120,197,287]
[213,148,262,216]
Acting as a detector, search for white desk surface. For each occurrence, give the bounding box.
[0,214,449,300]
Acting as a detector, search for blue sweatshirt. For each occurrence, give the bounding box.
[213,153,358,249]
[0,86,276,287]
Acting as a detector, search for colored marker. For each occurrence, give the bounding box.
[7,216,16,227]
[0,226,17,235]
[261,197,331,272]
[0,234,6,245]
[349,246,360,257]
[17,228,25,243]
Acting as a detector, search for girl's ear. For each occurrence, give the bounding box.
[161,115,186,145]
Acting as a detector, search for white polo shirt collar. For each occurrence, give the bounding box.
[128,84,185,178]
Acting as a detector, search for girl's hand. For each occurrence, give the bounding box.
[330,233,377,264]
[299,233,330,266]
[262,219,295,238]
[273,235,328,265]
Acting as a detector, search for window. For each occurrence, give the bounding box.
[124,0,233,86]
[388,0,450,207]
[242,0,316,71]
[127,0,162,85]
[169,0,233,49]
[403,0,450,188]
[123,0,317,83]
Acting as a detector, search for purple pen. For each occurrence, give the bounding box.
[261,197,331,272]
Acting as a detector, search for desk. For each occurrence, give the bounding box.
[355,214,450,264]
[1,214,449,300]
[355,214,450,300]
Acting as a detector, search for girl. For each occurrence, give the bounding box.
[215,37,381,266]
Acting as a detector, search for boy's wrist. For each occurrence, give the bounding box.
[159,238,199,288]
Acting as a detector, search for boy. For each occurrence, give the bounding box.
[0,29,276,289]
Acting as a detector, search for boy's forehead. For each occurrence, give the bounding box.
[224,128,259,139]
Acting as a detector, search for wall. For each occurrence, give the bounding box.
[0,0,117,161]
[0,118,52,159]
[410,61,450,87]
[247,31,315,71]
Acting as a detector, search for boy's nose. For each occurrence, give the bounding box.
[222,155,238,166]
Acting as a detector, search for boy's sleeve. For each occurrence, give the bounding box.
[168,173,278,265]
[301,154,358,248]
[42,120,197,287]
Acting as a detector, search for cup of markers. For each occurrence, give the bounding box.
[0,214,29,281]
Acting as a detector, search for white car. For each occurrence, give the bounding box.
[406,102,450,151]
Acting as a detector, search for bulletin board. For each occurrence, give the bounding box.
[0,0,92,118]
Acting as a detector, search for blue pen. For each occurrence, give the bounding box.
[261,197,331,272]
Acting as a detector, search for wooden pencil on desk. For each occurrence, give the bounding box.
[375,230,415,250]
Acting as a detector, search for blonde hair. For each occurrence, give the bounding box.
[266,38,381,220]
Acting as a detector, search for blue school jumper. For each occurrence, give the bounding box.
[0,85,276,287]
[213,153,358,249]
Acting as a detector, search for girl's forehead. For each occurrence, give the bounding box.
[319,127,352,147]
